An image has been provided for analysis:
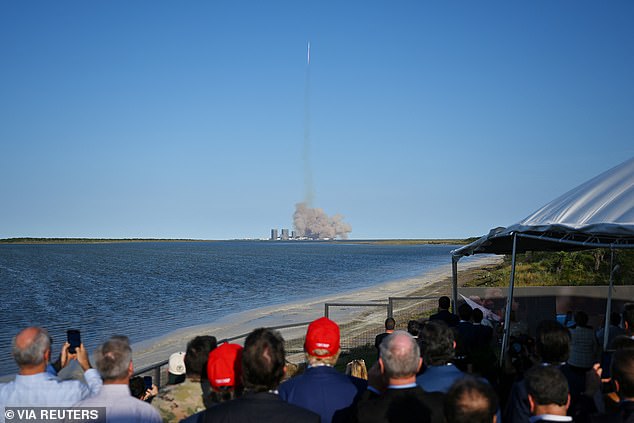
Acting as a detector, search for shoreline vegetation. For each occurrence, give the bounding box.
[0,237,478,245]
[463,249,634,288]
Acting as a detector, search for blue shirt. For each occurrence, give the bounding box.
[0,369,102,423]
[415,364,465,393]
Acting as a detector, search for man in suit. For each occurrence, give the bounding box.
[525,365,573,422]
[416,320,467,393]
[445,377,498,423]
[279,317,367,423]
[374,317,396,357]
[471,308,496,383]
[429,296,459,327]
[354,331,444,423]
[591,348,634,423]
[455,303,476,370]
[201,328,319,423]
[504,320,583,423]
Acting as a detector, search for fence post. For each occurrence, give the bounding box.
[387,298,393,318]
[154,366,161,389]
[324,303,329,318]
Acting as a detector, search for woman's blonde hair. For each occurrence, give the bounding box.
[345,359,368,380]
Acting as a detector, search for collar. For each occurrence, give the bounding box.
[307,363,333,368]
[388,383,417,389]
[529,415,572,422]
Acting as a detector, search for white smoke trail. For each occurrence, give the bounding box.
[293,202,352,240]
[304,41,314,206]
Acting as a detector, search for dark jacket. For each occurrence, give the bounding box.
[200,391,320,423]
[353,386,445,423]
[590,400,634,423]
[278,366,367,423]
[429,310,459,327]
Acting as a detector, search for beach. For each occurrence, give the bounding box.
[130,255,502,371]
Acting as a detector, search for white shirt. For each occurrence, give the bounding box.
[529,414,573,422]
[75,384,162,423]
[0,369,102,423]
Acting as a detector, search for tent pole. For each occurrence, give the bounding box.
[452,256,459,314]
[603,249,616,350]
[500,233,518,368]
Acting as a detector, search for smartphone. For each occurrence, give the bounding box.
[143,376,153,390]
[67,329,81,354]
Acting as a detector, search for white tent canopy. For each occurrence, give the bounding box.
[453,156,634,258]
[450,156,634,362]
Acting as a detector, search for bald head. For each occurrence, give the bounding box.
[379,331,421,379]
[13,327,50,370]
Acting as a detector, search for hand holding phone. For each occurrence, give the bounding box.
[67,329,81,354]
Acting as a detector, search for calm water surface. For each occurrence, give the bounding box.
[0,241,459,376]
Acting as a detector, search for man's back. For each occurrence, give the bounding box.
[75,384,161,423]
[150,378,206,422]
[201,391,320,423]
[0,370,102,423]
[416,363,465,393]
[278,366,367,423]
[353,386,445,423]
[429,310,459,327]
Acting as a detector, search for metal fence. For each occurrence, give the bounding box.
[134,296,442,388]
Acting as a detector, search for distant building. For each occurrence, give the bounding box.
[291,231,296,239]
[271,229,278,240]
[281,229,289,240]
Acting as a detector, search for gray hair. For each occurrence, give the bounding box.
[95,337,132,380]
[12,327,50,367]
[379,330,420,379]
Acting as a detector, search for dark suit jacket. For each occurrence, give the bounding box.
[278,366,367,423]
[455,321,476,357]
[353,386,445,423]
[429,310,459,327]
[472,324,494,348]
[200,391,320,423]
[590,401,634,423]
[504,363,585,423]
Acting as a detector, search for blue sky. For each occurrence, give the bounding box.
[1,1,633,240]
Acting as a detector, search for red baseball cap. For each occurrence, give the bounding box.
[304,317,340,357]
[207,343,243,389]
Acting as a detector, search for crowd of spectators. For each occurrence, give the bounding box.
[1,298,634,423]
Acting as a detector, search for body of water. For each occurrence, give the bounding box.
[0,241,460,376]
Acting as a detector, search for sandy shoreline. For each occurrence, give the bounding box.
[130,255,502,371]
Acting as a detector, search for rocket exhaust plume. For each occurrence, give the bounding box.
[292,43,352,240]
[293,202,352,240]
